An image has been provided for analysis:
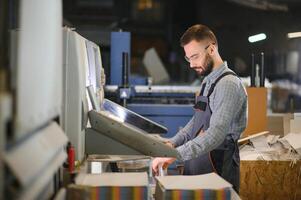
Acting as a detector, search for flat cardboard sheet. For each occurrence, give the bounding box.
[282,133,301,155]
[155,173,232,190]
[250,135,271,151]
[76,172,148,187]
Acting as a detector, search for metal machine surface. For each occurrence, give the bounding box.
[3,123,67,199]
[86,86,178,157]
[102,99,167,134]
[87,109,179,158]
[15,0,62,139]
[86,154,151,174]
[127,103,194,138]
[1,0,67,199]
[62,28,89,161]
[105,85,196,138]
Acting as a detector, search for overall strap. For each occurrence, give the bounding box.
[200,83,207,96]
[207,71,237,97]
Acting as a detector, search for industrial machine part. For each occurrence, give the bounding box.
[86,155,151,174]
[102,99,167,134]
[110,31,131,86]
[62,28,89,161]
[251,53,255,87]
[3,123,68,199]
[88,109,179,158]
[105,34,197,138]
[105,85,196,138]
[2,0,67,199]
[250,52,265,87]
[63,28,177,160]
[260,52,265,87]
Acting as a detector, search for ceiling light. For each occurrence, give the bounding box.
[287,32,301,39]
[248,33,267,43]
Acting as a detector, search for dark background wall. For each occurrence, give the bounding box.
[63,0,301,84]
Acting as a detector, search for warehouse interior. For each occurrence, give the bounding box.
[1,0,301,199]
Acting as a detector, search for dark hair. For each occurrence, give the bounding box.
[180,24,218,47]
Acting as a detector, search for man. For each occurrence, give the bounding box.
[152,24,247,192]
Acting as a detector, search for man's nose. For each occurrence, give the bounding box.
[190,61,196,68]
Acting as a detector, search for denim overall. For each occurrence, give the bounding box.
[183,71,240,192]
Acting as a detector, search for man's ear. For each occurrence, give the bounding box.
[208,44,215,55]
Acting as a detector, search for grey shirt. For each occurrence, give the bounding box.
[170,63,247,161]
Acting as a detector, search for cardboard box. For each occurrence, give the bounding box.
[240,160,301,200]
[286,113,301,134]
[67,173,148,200]
[271,86,290,113]
[243,88,267,137]
[267,114,285,136]
[268,113,301,136]
[267,113,289,136]
[155,173,232,200]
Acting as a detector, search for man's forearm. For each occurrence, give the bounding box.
[169,117,194,147]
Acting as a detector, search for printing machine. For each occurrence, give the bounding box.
[62,27,179,162]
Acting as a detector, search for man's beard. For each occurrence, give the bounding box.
[200,54,214,76]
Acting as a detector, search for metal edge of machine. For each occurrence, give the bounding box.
[88,109,180,159]
[102,98,168,134]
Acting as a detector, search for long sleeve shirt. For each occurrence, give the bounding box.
[169,63,247,161]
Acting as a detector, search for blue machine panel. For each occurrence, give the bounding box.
[110,32,131,85]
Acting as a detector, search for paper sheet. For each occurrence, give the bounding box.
[282,133,301,155]
[250,135,271,151]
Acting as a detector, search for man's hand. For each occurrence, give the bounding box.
[198,129,205,136]
[152,157,176,176]
[164,141,175,148]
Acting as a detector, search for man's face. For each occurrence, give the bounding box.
[183,40,214,76]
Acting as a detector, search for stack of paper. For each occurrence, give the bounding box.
[249,135,271,151]
[282,133,301,155]
[67,173,148,200]
[240,133,301,161]
[155,173,232,200]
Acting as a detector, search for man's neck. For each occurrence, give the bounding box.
[212,57,224,70]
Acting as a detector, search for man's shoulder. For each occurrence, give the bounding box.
[214,72,246,96]
[218,73,240,84]
[215,70,240,87]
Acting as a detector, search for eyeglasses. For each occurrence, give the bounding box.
[184,43,214,63]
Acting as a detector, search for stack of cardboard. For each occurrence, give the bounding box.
[67,173,148,200]
[155,173,233,200]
